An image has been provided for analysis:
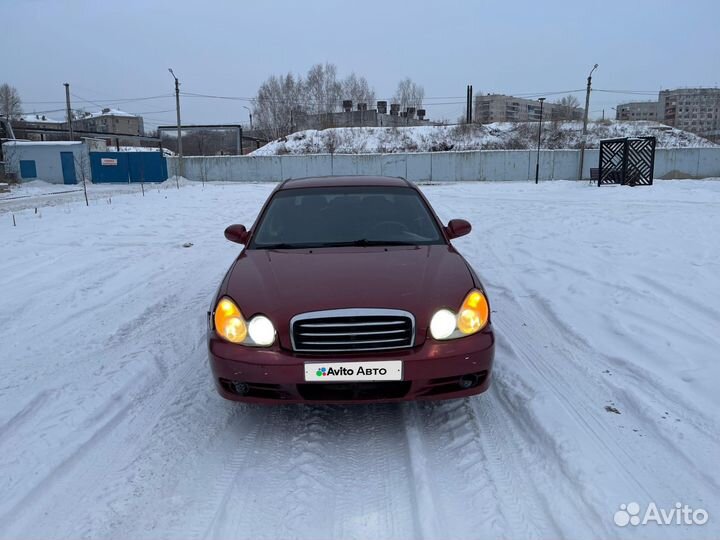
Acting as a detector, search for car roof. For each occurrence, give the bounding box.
[278,175,411,190]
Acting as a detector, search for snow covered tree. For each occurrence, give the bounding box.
[0,83,23,120]
[393,78,424,112]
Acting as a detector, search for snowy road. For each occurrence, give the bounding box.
[1,180,719,539]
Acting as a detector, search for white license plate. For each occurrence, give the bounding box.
[304,361,402,382]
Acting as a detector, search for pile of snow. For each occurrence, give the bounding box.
[161,175,195,187]
[1,179,719,538]
[252,120,717,155]
[117,146,176,156]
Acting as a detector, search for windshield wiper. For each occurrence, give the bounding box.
[319,239,419,247]
[255,242,321,249]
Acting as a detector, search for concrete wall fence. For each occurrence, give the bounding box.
[171,147,720,183]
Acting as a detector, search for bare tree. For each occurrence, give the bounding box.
[342,73,375,108]
[304,63,341,116]
[0,83,23,120]
[254,73,304,140]
[393,78,424,111]
[73,149,90,206]
[553,95,582,121]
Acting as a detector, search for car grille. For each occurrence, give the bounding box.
[291,309,415,353]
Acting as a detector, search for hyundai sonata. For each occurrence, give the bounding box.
[208,176,495,403]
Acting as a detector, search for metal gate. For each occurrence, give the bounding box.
[90,151,168,183]
[598,137,656,186]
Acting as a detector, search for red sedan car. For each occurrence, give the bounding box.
[208,176,495,403]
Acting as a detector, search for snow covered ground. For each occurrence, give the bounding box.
[1,179,719,539]
[251,121,717,156]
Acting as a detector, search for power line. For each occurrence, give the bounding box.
[22,94,173,105]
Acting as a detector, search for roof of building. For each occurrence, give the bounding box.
[80,108,138,119]
[2,140,83,147]
[19,114,64,124]
[280,176,410,190]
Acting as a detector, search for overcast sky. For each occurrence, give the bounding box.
[3,0,719,129]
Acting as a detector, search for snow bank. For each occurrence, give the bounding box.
[252,120,717,155]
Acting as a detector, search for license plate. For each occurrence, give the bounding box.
[304,360,402,382]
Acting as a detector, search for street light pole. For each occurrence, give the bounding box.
[535,97,545,184]
[578,63,598,180]
[243,105,253,130]
[168,68,183,182]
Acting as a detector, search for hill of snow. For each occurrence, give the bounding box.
[251,121,717,156]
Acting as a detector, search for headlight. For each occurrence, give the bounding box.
[247,315,276,346]
[430,309,457,340]
[213,297,276,347]
[429,289,489,340]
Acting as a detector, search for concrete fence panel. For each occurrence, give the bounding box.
[550,150,579,180]
[406,153,432,182]
[352,154,383,177]
[167,146,720,184]
[380,154,407,178]
[697,148,720,178]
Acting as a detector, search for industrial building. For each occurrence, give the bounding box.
[295,101,434,131]
[1,140,98,184]
[1,139,167,184]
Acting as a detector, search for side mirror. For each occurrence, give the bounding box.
[224,224,249,245]
[446,219,472,240]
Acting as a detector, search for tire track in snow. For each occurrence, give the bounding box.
[0,388,133,537]
[489,274,720,510]
[330,404,419,540]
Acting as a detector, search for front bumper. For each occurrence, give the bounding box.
[208,326,495,404]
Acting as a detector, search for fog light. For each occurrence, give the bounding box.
[459,374,478,389]
[231,381,249,395]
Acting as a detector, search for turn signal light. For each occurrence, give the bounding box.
[457,290,489,335]
[214,297,247,343]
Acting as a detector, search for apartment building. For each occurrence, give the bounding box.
[659,88,720,139]
[615,101,662,121]
[74,108,144,136]
[474,94,583,123]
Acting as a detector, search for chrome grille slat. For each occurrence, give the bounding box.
[301,320,406,328]
[303,338,407,346]
[299,329,407,337]
[291,308,415,353]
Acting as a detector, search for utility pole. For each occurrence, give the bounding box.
[64,83,74,141]
[244,106,253,130]
[168,68,183,181]
[577,63,598,180]
[535,97,546,184]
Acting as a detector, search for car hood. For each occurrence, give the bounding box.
[222,245,476,348]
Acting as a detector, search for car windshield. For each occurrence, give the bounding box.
[250,186,444,249]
